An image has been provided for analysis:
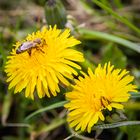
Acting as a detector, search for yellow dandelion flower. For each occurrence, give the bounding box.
[65,62,137,133]
[5,26,84,99]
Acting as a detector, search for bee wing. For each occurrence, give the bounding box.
[20,42,33,51]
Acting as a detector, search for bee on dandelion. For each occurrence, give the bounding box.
[5,26,84,99]
[64,62,137,133]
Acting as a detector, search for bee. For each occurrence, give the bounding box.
[100,96,110,108]
[16,38,44,55]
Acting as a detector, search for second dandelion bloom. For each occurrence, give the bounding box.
[5,26,84,99]
[65,62,137,133]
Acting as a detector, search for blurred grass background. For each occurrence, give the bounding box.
[0,0,140,140]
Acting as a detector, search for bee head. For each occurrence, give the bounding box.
[16,48,21,54]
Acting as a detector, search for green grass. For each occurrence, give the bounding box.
[0,0,140,140]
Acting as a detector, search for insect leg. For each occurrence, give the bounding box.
[39,48,45,53]
[36,46,45,53]
[27,49,32,56]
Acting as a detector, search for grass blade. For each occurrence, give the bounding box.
[91,0,140,34]
[94,121,140,129]
[130,92,140,98]
[79,28,140,53]
[25,100,68,121]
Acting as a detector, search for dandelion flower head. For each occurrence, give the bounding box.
[5,26,84,99]
[65,62,137,132]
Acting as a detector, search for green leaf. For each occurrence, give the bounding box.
[79,28,140,53]
[25,100,68,121]
[94,121,140,129]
